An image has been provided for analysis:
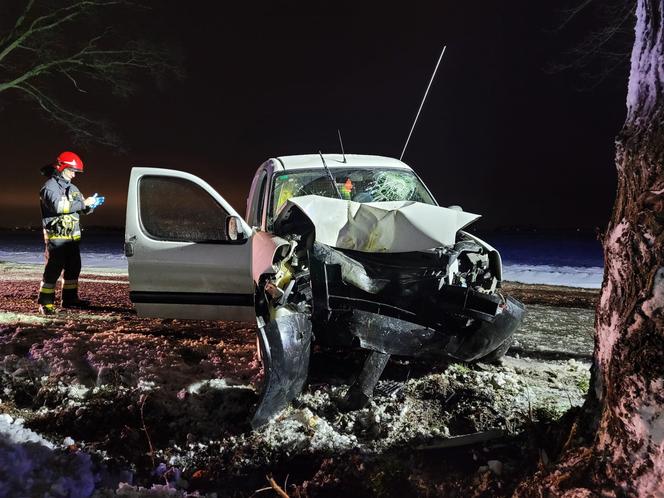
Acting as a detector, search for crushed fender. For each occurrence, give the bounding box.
[252,311,312,428]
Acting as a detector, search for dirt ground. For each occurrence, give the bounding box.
[0,263,597,497]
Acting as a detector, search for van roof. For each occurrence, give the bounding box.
[273,154,412,171]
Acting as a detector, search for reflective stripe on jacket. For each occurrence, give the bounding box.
[40,175,90,240]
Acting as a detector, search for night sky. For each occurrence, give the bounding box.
[0,1,629,230]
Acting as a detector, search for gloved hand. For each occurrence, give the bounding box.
[90,193,105,209]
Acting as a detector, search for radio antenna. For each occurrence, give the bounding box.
[337,129,347,163]
[400,45,447,161]
[319,151,343,199]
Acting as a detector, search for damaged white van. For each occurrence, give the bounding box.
[125,154,525,427]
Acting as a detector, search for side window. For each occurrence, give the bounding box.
[139,176,230,242]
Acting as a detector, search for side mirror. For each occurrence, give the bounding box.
[226,215,246,241]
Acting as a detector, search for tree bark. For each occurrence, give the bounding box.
[516,1,664,496]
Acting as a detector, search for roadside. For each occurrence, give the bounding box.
[0,262,596,497]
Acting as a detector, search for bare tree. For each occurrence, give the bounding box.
[0,1,181,146]
[517,0,664,494]
[549,1,636,88]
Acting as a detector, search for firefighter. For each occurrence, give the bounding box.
[37,151,105,315]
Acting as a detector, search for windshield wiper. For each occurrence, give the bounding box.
[318,151,343,200]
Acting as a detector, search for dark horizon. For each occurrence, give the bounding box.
[0,1,628,232]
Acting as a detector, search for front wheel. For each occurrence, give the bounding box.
[476,337,514,364]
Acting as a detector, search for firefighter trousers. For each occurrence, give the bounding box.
[37,239,82,305]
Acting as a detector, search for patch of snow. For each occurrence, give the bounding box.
[0,248,127,269]
[626,0,646,118]
[62,383,91,401]
[599,279,613,312]
[502,264,603,288]
[95,482,212,497]
[605,221,629,288]
[0,415,102,498]
[637,403,664,447]
[617,374,664,497]
[596,221,631,369]
[642,267,664,317]
[626,0,664,124]
[138,379,158,391]
[0,312,58,325]
[0,413,54,448]
[627,312,646,335]
[596,311,621,368]
[308,414,358,453]
[186,378,253,395]
[259,407,359,455]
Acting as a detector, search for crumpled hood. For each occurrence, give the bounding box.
[275,195,480,253]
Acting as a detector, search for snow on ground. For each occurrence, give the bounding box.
[513,304,594,357]
[0,413,100,498]
[0,413,54,448]
[0,264,597,496]
[0,249,128,270]
[166,357,591,473]
[502,264,603,289]
[0,243,603,288]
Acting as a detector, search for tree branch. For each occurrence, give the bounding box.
[26,1,124,34]
[0,0,181,147]
[546,0,636,86]
[15,83,120,147]
[569,5,635,67]
[61,70,88,93]
[0,1,124,64]
[7,0,35,41]
[14,0,36,31]
[0,12,79,64]
[555,0,595,32]
[0,0,35,47]
[0,34,176,93]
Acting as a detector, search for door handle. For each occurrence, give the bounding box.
[124,235,136,257]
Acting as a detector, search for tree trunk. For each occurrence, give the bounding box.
[516,1,664,496]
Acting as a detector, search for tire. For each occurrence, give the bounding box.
[477,337,514,364]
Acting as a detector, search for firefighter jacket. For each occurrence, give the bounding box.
[40,174,91,240]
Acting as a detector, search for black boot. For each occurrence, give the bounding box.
[62,282,89,308]
[37,281,58,315]
[39,304,57,315]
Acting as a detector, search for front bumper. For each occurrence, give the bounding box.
[323,296,524,361]
[308,241,525,360]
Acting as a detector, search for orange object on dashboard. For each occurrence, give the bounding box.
[344,178,353,192]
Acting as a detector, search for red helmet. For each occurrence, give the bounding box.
[55,151,84,173]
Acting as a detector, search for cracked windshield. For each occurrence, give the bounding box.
[272,168,436,216]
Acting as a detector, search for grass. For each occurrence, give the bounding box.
[575,375,590,394]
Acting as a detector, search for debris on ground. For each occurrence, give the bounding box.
[0,266,595,496]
